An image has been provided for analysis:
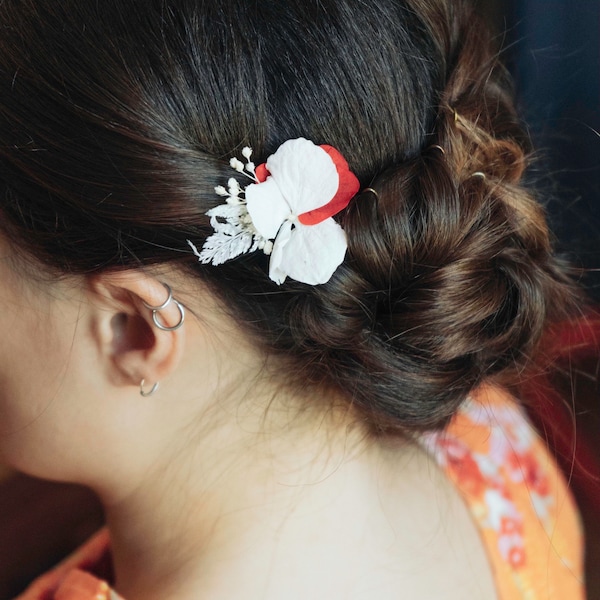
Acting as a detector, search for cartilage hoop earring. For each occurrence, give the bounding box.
[140,379,159,397]
[143,283,186,332]
[152,299,185,331]
[143,283,173,311]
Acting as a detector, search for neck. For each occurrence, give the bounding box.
[102,387,394,599]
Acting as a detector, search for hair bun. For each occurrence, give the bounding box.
[331,125,576,430]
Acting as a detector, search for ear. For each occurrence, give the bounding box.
[86,271,186,390]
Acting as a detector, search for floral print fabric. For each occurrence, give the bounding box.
[422,386,584,599]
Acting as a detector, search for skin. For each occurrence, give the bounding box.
[0,235,498,599]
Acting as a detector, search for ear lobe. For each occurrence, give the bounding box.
[87,272,185,390]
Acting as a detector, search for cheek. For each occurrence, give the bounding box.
[0,300,79,477]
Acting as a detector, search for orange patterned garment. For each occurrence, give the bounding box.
[422,386,584,599]
[16,386,584,600]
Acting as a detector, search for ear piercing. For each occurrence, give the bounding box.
[140,379,159,397]
[143,283,185,331]
[138,282,185,397]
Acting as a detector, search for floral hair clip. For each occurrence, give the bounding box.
[188,137,360,285]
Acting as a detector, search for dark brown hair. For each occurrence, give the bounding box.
[0,0,578,431]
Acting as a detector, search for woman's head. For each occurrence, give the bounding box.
[0,0,577,436]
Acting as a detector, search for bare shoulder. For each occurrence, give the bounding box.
[263,440,499,600]
[347,441,499,600]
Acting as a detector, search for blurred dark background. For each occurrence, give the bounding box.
[479,0,600,301]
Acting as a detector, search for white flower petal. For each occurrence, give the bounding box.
[246,177,290,239]
[270,218,347,285]
[265,138,339,215]
[268,220,294,285]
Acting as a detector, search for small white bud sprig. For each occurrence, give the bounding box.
[229,146,258,183]
[187,146,272,267]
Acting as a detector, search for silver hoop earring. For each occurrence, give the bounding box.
[143,283,186,332]
[152,299,185,331]
[140,379,159,397]
[143,283,173,311]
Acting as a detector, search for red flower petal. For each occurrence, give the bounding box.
[297,145,360,226]
[255,163,269,183]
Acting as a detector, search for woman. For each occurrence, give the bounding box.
[1,0,584,598]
